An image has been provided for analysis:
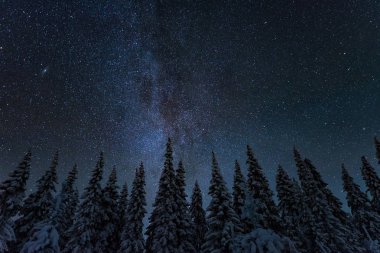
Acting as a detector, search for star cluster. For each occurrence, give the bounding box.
[1,0,380,206]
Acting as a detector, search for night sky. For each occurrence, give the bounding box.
[1,0,380,208]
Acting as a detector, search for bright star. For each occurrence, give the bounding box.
[41,66,49,77]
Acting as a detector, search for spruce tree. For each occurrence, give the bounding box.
[375,137,380,164]
[361,156,380,211]
[0,151,31,252]
[101,167,120,253]
[145,138,179,253]
[0,150,32,218]
[294,148,360,253]
[117,181,128,249]
[291,177,318,252]
[55,164,79,248]
[63,152,106,253]
[246,145,281,232]
[119,163,146,253]
[304,158,348,224]
[276,166,306,252]
[232,160,246,217]
[190,181,207,252]
[174,161,196,253]
[342,164,380,241]
[16,151,58,249]
[201,152,242,253]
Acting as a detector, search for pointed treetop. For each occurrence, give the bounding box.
[64,164,78,193]
[341,163,348,175]
[211,151,219,168]
[166,138,173,154]
[98,152,104,167]
[246,145,254,161]
[235,159,241,169]
[277,165,286,174]
[293,147,302,161]
[107,166,118,185]
[138,162,145,177]
[361,155,370,165]
[194,180,200,190]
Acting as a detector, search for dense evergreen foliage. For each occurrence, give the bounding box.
[1,139,380,252]
[190,181,207,252]
[119,163,146,253]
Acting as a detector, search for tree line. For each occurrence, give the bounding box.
[1,138,380,252]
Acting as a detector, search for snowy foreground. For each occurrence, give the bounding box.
[2,138,380,252]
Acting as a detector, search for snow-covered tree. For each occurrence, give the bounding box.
[240,189,267,232]
[16,151,59,249]
[101,167,119,253]
[246,145,281,232]
[174,161,196,253]
[233,160,246,217]
[20,222,60,253]
[361,156,380,212]
[342,164,380,241]
[145,138,179,253]
[117,181,128,250]
[0,151,31,252]
[201,152,242,253]
[0,150,32,218]
[304,158,348,224]
[294,148,360,253]
[0,215,15,253]
[55,164,79,248]
[291,178,318,252]
[190,181,207,252]
[119,163,146,253]
[63,152,106,253]
[276,166,304,251]
[231,228,300,253]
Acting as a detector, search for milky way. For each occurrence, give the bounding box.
[1,0,380,208]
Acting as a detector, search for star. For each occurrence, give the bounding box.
[41,66,49,77]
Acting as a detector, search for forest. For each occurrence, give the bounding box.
[1,138,380,253]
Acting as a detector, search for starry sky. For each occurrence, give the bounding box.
[1,0,380,207]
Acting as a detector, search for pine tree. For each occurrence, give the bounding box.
[0,150,32,218]
[276,166,305,251]
[101,167,120,253]
[190,181,207,252]
[361,156,380,211]
[0,151,31,252]
[304,158,348,224]
[375,137,380,164]
[246,145,281,232]
[119,163,146,253]
[55,164,79,248]
[117,182,128,249]
[201,152,242,253]
[294,148,359,253]
[342,164,380,241]
[232,160,246,217]
[145,138,179,253]
[63,152,106,253]
[16,151,58,249]
[174,161,196,253]
[291,178,317,252]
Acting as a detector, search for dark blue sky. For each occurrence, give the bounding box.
[1,0,380,208]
